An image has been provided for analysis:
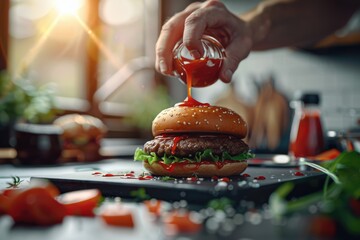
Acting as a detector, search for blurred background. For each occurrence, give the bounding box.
[1,0,360,161]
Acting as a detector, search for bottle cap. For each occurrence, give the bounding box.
[300,93,320,105]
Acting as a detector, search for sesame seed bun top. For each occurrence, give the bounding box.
[152,105,248,138]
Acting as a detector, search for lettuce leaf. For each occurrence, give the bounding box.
[134,148,254,165]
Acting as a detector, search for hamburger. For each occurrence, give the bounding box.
[134,105,253,177]
[54,114,107,162]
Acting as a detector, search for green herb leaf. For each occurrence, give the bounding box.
[6,176,24,188]
[134,148,254,165]
[130,188,150,201]
[207,197,234,211]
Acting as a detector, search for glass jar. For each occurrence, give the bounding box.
[173,35,225,87]
[289,93,325,158]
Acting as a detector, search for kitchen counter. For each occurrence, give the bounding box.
[0,154,330,240]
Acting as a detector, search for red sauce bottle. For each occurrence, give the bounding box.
[173,35,225,88]
[289,93,325,158]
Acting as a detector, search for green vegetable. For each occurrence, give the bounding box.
[134,148,254,165]
[269,151,360,235]
[6,176,24,188]
[207,197,234,211]
[130,188,150,201]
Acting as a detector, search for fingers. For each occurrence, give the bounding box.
[155,13,185,76]
[219,36,252,83]
[183,0,227,58]
[155,2,202,76]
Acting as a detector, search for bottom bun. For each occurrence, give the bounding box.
[143,161,248,177]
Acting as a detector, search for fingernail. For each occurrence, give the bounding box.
[190,50,201,59]
[159,60,167,73]
[224,69,233,82]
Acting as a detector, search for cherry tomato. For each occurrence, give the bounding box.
[57,189,102,217]
[7,187,66,226]
[99,203,134,228]
[163,210,202,233]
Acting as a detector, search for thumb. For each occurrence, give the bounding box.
[219,36,252,83]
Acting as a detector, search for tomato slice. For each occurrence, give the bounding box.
[144,199,162,216]
[57,189,102,217]
[99,203,134,228]
[313,149,341,161]
[163,210,202,233]
[7,187,66,226]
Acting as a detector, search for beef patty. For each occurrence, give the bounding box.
[144,135,249,158]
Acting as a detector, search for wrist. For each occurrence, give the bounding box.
[241,3,271,50]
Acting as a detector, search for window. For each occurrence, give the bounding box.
[6,0,168,137]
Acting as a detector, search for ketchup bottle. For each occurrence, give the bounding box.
[289,93,325,158]
[173,35,225,87]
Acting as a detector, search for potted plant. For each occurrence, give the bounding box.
[0,71,62,164]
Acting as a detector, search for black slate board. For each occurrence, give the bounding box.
[32,165,326,205]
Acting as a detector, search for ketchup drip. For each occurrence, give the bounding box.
[171,136,188,155]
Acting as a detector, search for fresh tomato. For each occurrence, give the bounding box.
[309,215,337,238]
[0,194,10,215]
[0,188,19,214]
[163,210,202,233]
[30,179,60,197]
[7,187,66,226]
[99,203,134,228]
[144,199,162,216]
[57,189,102,217]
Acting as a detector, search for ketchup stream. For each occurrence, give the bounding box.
[176,59,211,107]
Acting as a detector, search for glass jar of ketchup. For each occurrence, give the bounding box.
[173,35,225,87]
[289,93,325,158]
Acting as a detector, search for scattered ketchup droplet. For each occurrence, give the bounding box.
[103,173,115,177]
[186,177,198,181]
[242,173,251,178]
[211,176,219,181]
[138,177,149,180]
[294,171,304,176]
[125,173,135,177]
[254,176,266,180]
[92,171,102,175]
[219,177,230,183]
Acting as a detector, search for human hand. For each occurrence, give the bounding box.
[155,0,254,83]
